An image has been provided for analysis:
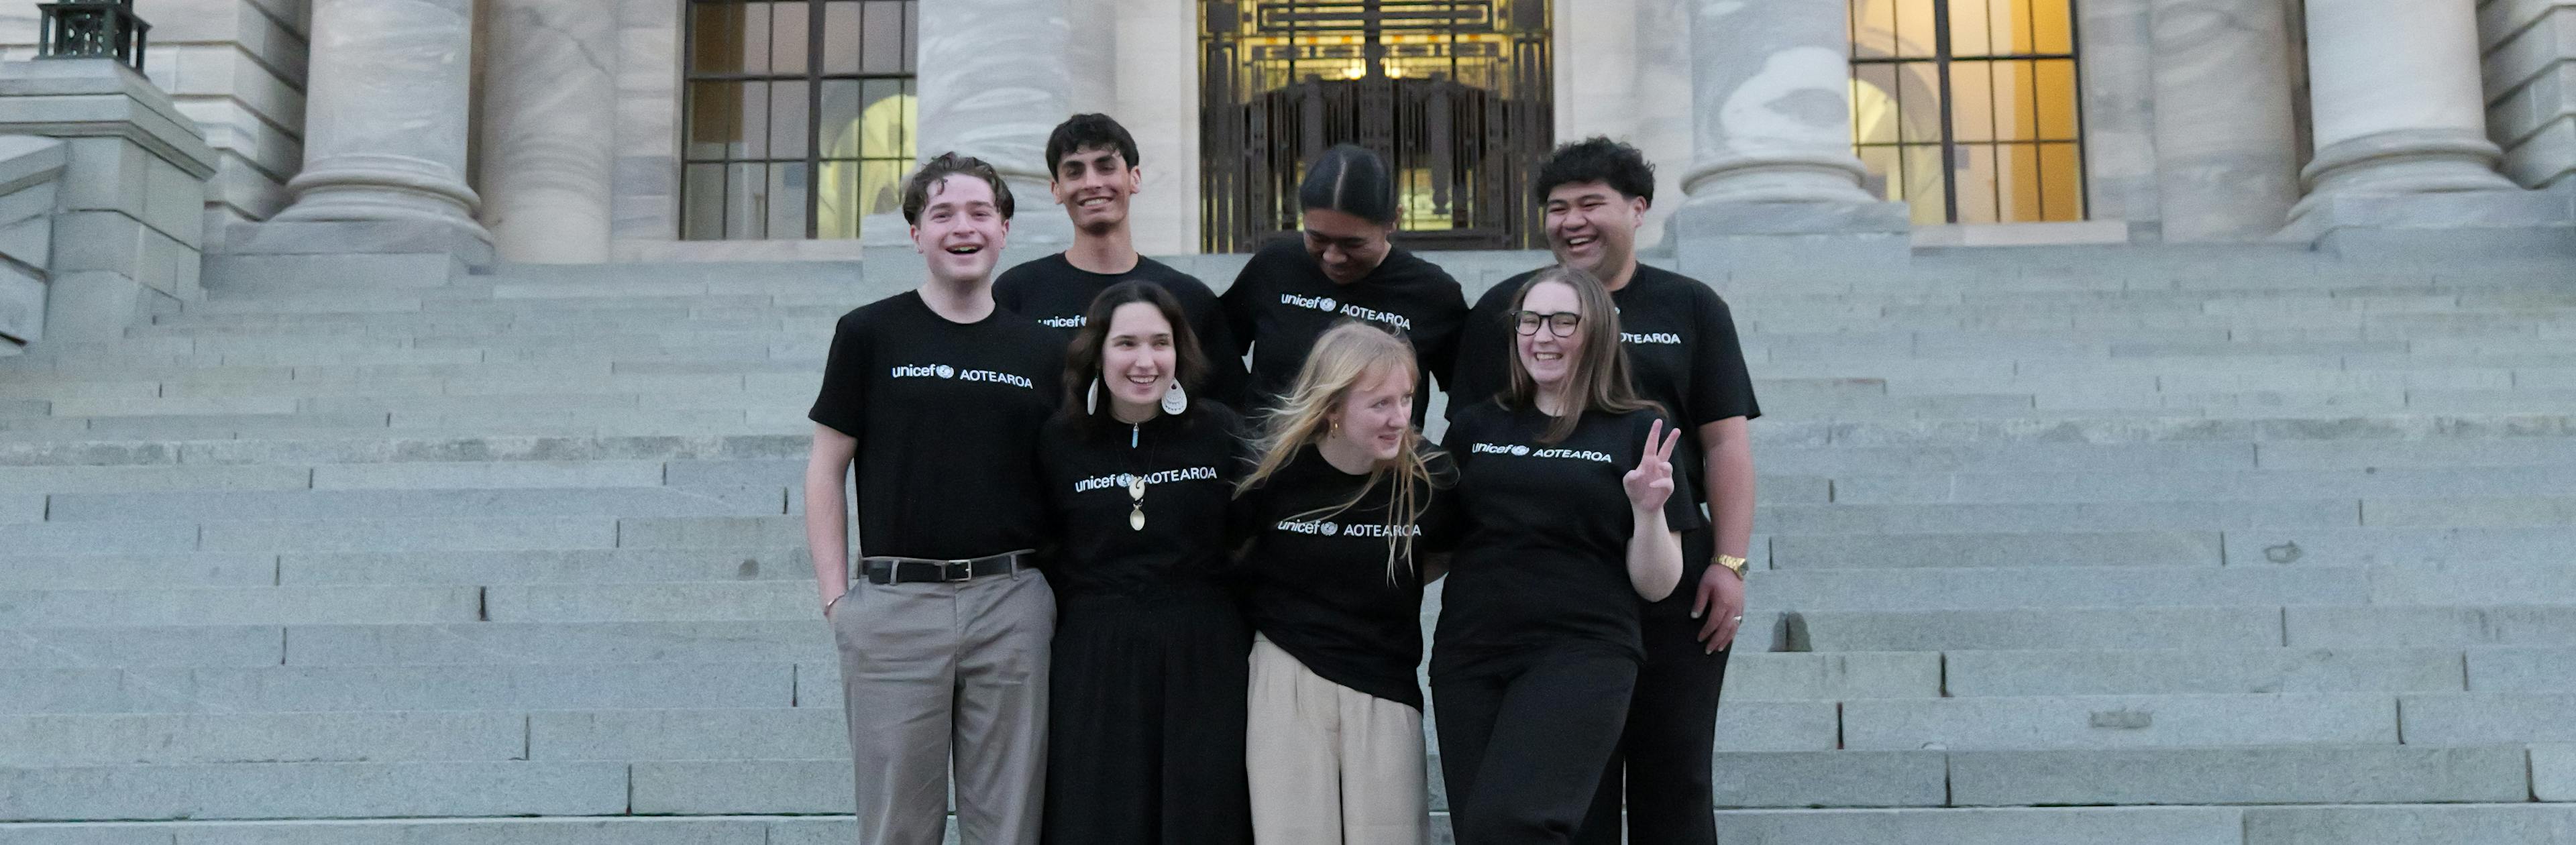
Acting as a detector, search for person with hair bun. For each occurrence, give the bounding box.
[1231,320,1460,844]
[1036,280,1253,844]
[1220,144,1466,424]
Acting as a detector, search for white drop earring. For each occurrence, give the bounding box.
[1086,378,1102,415]
[1161,381,1188,415]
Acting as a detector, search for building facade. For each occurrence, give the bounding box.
[3,0,2572,267]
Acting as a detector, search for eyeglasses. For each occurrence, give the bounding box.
[1511,310,1582,337]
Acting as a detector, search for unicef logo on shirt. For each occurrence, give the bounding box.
[1510,445,1530,456]
[1117,473,1135,488]
[934,365,955,379]
[1318,297,1338,313]
[1320,522,1340,537]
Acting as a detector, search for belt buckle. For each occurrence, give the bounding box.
[941,559,975,582]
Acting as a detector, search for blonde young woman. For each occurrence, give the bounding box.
[1232,321,1460,845]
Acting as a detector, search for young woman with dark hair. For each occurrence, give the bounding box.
[1220,144,1466,424]
[1432,264,1701,844]
[1035,280,1252,844]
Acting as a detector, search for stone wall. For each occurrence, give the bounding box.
[2482,0,2576,189]
[0,0,309,249]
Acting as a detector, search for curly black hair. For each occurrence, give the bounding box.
[1044,113,1142,177]
[1534,136,1656,205]
[900,152,1015,225]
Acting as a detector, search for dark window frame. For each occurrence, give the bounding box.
[680,0,918,240]
[1848,0,2090,224]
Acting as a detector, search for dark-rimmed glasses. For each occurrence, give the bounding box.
[1512,310,1582,338]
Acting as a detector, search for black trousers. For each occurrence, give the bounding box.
[1041,588,1252,845]
[1431,646,1639,845]
[1574,528,1733,845]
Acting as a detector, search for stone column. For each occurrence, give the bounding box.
[2148,0,2303,241]
[1666,0,1909,276]
[865,0,1106,284]
[477,0,617,264]
[2294,0,2518,210]
[270,0,492,247]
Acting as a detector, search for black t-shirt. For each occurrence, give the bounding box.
[1231,446,1460,710]
[1432,402,1707,677]
[994,252,1248,406]
[1450,264,1763,496]
[1219,237,1468,422]
[1036,406,1246,600]
[808,291,1066,561]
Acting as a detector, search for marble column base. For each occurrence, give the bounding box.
[2279,188,2576,262]
[2290,129,2522,219]
[222,219,497,268]
[1679,150,1880,205]
[275,153,490,242]
[1665,197,1913,278]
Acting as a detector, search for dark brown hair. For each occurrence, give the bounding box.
[1503,264,1666,443]
[901,152,1015,225]
[1059,281,1211,435]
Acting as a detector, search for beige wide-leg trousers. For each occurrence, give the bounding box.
[832,568,1055,845]
[1246,634,1430,845]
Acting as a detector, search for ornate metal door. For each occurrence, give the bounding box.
[1201,1,1554,252]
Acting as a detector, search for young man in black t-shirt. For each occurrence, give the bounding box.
[805,153,1065,845]
[993,113,1246,406]
[1447,138,1762,845]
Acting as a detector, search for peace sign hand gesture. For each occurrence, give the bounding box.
[1622,418,1684,513]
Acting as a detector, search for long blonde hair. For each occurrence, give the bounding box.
[1504,264,1664,443]
[1238,321,1446,582]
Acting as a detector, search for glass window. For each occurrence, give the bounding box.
[1849,0,2088,224]
[682,0,918,241]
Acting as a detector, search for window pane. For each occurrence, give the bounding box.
[2040,142,2084,221]
[1949,0,1990,56]
[772,1,810,74]
[818,159,863,239]
[1857,144,1901,201]
[860,159,909,217]
[1950,61,1994,143]
[819,79,863,157]
[687,80,765,160]
[690,3,763,74]
[1852,0,1897,59]
[823,1,861,74]
[1851,64,1902,145]
[902,1,918,72]
[728,162,766,238]
[2002,143,2047,221]
[2033,0,2074,54]
[1955,144,2000,224]
[771,80,810,160]
[864,1,908,74]
[768,161,810,239]
[1996,59,2037,139]
[862,77,910,159]
[1894,0,1939,59]
[684,164,727,239]
[1896,61,1942,143]
[1997,0,2031,55]
[1902,145,1946,224]
[2037,58,2079,140]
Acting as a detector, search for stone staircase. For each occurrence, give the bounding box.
[1,243,2573,843]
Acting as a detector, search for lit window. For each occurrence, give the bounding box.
[682,0,917,240]
[1849,0,2086,225]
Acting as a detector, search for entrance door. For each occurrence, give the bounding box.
[1200,1,1554,252]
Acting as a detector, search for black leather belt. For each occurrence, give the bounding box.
[858,549,1036,585]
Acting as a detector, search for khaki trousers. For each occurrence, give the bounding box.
[1246,634,1430,845]
[831,568,1055,845]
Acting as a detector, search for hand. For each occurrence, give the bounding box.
[1621,418,1684,513]
[1689,565,1746,653]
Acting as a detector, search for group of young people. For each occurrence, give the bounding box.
[804,113,1761,845]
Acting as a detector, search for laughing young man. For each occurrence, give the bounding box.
[1446,137,1762,845]
[805,153,1064,845]
[994,113,1245,405]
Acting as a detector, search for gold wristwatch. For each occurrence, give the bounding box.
[1715,554,1750,579]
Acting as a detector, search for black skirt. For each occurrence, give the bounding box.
[1042,583,1254,845]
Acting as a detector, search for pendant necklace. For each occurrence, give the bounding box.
[1126,422,1148,531]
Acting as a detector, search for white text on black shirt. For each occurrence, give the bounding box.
[1467,442,1615,463]
[1073,466,1220,493]
[889,363,1037,390]
[1279,293,1415,331]
[1275,519,1423,538]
